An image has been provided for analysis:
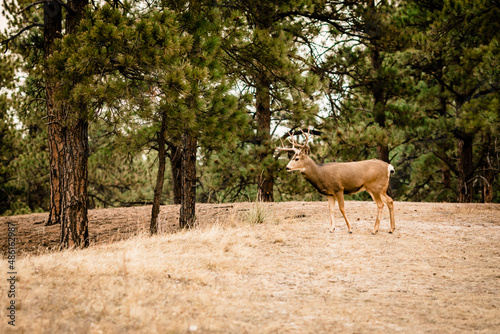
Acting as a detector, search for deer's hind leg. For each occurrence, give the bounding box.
[327,196,336,233]
[334,191,352,234]
[383,193,395,233]
[368,191,385,235]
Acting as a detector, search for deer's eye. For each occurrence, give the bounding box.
[295,158,299,161]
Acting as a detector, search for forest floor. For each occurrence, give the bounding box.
[1,201,499,333]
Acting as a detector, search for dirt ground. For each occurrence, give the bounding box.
[1,201,500,333]
[0,202,262,255]
[1,201,499,257]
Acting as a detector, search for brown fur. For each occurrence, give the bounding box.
[285,151,395,234]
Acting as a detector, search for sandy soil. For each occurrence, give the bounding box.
[1,201,499,333]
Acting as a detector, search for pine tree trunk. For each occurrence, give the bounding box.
[170,144,182,205]
[457,134,474,203]
[370,48,390,164]
[66,0,87,32]
[44,1,63,226]
[59,0,90,248]
[60,116,89,248]
[255,74,274,202]
[179,132,197,228]
[150,113,168,234]
[371,48,391,195]
[441,165,451,190]
[46,106,63,226]
[376,143,389,163]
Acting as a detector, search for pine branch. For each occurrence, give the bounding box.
[278,10,370,42]
[16,0,70,14]
[16,1,47,14]
[469,85,499,102]
[1,23,44,52]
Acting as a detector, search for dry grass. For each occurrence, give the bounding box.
[1,201,500,333]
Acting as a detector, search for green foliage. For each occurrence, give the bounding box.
[400,0,500,202]
[87,118,160,208]
[0,48,51,215]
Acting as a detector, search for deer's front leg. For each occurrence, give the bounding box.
[327,196,336,233]
[335,191,352,234]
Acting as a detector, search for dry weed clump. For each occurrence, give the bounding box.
[244,201,281,225]
[1,201,499,333]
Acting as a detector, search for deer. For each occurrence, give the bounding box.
[277,130,395,235]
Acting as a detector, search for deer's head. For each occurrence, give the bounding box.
[276,130,311,172]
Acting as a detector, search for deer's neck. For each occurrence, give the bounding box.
[301,157,332,195]
[301,157,321,181]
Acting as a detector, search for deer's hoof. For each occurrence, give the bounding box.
[371,230,378,235]
[348,231,353,234]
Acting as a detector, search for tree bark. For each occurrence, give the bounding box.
[150,113,168,234]
[170,143,182,205]
[44,1,63,226]
[66,0,87,33]
[457,134,474,203]
[59,0,90,248]
[370,48,392,197]
[255,74,274,202]
[60,116,89,248]
[179,132,197,228]
[441,165,451,190]
[376,143,389,164]
[370,47,390,164]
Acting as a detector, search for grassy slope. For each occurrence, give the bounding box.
[1,201,500,333]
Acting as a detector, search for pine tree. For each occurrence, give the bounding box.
[53,3,193,232]
[1,6,57,215]
[407,0,500,202]
[44,0,63,226]
[0,52,21,214]
[286,1,411,164]
[2,1,184,244]
[216,0,322,202]
[1,0,91,246]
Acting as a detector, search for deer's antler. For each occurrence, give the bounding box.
[276,129,311,154]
